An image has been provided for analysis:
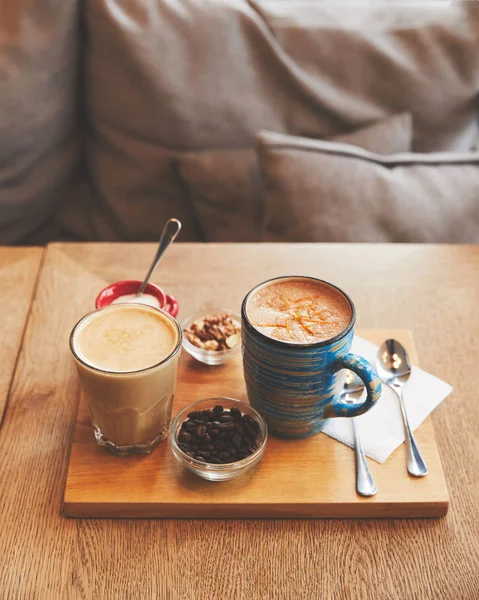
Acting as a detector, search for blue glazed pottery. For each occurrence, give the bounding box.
[242,276,382,438]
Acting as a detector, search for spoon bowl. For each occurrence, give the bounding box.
[343,371,365,397]
[376,339,411,387]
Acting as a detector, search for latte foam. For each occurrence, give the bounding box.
[246,278,352,344]
[73,304,178,372]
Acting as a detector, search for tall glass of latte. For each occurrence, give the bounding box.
[70,303,182,455]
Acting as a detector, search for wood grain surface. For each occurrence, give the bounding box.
[64,329,448,519]
[0,243,478,599]
[0,247,43,427]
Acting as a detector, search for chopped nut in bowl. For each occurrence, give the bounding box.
[182,309,241,365]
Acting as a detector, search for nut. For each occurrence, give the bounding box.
[185,312,240,351]
[225,334,238,348]
[204,340,219,351]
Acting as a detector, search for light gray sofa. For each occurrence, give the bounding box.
[1,1,478,245]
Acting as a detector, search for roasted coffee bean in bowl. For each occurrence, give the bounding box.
[182,310,241,365]
[170,398,268,481]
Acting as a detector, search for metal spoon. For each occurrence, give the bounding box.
[376,339,428,478]
[136,218,182,297]
[342,372,377,497]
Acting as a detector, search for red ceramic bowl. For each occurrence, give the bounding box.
[95,280,179,317]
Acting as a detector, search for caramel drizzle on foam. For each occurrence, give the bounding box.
[255,295,333,338]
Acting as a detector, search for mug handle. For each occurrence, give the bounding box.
[163,295,179,318]
[325,354,382,419]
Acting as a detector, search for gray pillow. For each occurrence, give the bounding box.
[177,114,412,242]
[251,0,479,152]
[81,0,477,242]
[0,2,80,244]
[257,131,479,243]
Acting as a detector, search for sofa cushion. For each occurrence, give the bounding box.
[177,114,412,242]
[80,0,477,242]
[257,131,479,243]
[251,0,479,152]
[0,2,80,244]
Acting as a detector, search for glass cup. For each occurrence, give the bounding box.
[70,303,182,456]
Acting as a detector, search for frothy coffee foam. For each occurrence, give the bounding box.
[246,278,352,344]
[74,304,178,372]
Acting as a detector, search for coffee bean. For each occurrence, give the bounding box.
[219,415,233,423]
[213,405,224,417]
[234,423,244,436]
[219,422,235,432]
[196,425,207,437]
[230,407,242,420]
[243,424,255,439]
[177,406,262,466]
[178,432,192,444]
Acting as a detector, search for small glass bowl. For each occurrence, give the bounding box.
[170,398,268,481]
[181,309,241,366]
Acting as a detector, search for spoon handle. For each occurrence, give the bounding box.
[393,386,428,477]
[352,419,377,497]
[137,219,182,296]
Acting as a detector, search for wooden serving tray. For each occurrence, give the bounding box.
[63,330,449,519]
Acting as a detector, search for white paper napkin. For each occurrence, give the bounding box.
[322,336,453,463]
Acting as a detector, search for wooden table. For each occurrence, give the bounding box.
[1,243,478,599]
[0,247,43,426]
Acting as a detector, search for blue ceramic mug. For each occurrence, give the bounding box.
[241,276,381,438]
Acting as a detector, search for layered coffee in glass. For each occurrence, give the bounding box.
[70,303,182,455]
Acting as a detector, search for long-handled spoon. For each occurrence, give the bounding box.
[136,218,182,297]
[342,372,377,497]
[376,339,428,478]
